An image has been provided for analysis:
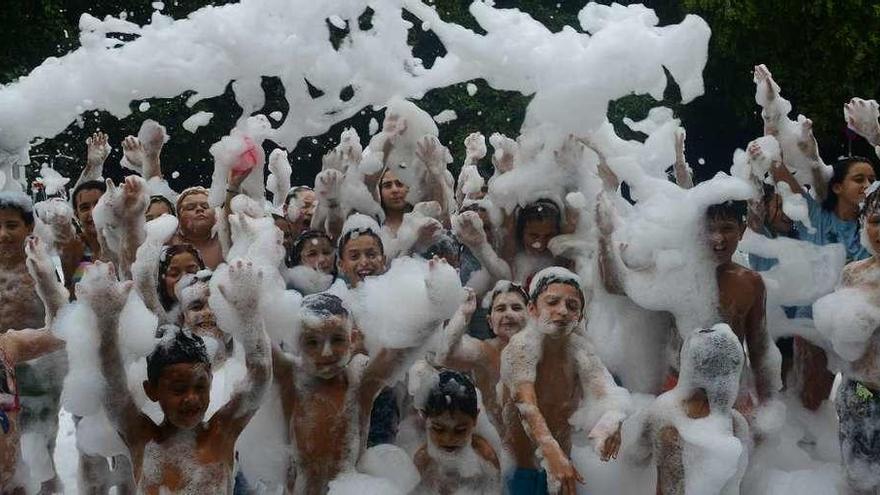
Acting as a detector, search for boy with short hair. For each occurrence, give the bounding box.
[273,260,452,494]
[89,259,270,493]
[500,266,629,495]
[413,368,501,494]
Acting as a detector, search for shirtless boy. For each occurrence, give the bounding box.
[170,188,224,269]
[272,261,451,494]
[90,259,270,493]
[500,267,629,495]
[413,369,501,494]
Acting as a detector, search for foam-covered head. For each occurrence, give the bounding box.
[0,192,34,259]
[338,213,386,287]
[176,270,217,332]
[144,325,212,429]
[176,187,215,237]
[420,369,479,456]
[146,195,175,222]
[417,231,459,268]
[483,280,528,340]
[292,229,336,274]
[298,293,353,379]
[284,185,316,224]
[678,323,744,413]
[528,266,586,336]
[861,182,880,256]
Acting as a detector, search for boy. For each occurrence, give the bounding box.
[0,237,66,493]
[627,323,750,495]
[413,368,501,494]
[336,214,387,289]
[273,261,451,494]
[88,259,270,493]
[500,266,629,495]
[170,187,224,269]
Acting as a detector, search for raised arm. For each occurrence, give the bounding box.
[121,120,167,182]
[0,327,63,365]
[212,260,272,434]
[596,193,625,295]
[25,236,69,324]
[118,176,148,280]
[75,132,109,188]
[80,262,151,446]
[436,288,484,369]
[453,211,512,282]
[673,128,693,189]
[415,136,454,227]
[309,169,345,239]
[753,65,786,137]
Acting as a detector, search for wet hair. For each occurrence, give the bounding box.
[175,186,210,214]
[148,195,176,216]
[823,156,876,212]
[421,369,479,419]
[529,267,586,313]
[146,325,211,385]
[158,244,206,311]
[378,167,414,213]
[515,199,561,248]
[419,231,459,265]
[301,292,349,320]
[71,180,106,212]
[485,281,528,312]
[862,183,880,218]
[0,192,34,226]
[291,229,335,266]
[706,200,747,225]
[285,186,313,207]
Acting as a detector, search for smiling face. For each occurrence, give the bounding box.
[426,410,477,454]
[706,217,744,264]
[488,291,527,340]
[144,362,212,429]
[528,282,583,335]
[0,209,32,262]
[299,316,352,379]
[75,188,103,237]
[163,252,202,304]
[834,161,876,212]
[338,234,385,287]
[299,236,336,274]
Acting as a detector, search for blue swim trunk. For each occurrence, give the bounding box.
[507,467,548,495]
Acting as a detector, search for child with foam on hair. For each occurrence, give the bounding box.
[626,323,750,495]
[412,369,501,494]
[88,259,270,493]
[500,266,630,495]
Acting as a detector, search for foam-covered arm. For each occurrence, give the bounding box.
[623,413,654,467]
[0,327,64,364]
[745,276,781,403]
[573,334,629,458]
[844,98,880,148]
[118,176,148,280]
[75,132,109,188]
[25,236,69,324]
[436,289,483,368]
[453,211,512,281]
[673,129,693,189]
[214,261,272,433]
[596,196,625,295]
[131,241,168,323]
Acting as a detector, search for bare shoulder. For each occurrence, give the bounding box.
[413,444,431,472]
[732,264,764,288]
[472,434,500,469]
[842,258,879,286]
[658,424,680,444]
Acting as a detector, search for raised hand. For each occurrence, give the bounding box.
[463,132,487,166]
[425,256,453,304]
[844,97,880,146]
[414,217,443,250]
[140,120,167,160]
[452,210,486,248]
[554,134,585,170]
[76,262,133,316]
[415,135,451,176]
[459,287,477,320]
[217,259,264,319]
[86,132,111,169]
[338,128,363,168]
[121,176,148,221]
[753,64,779,105]
[121,135,147,171]
[382,111,408,138]
[795,117,821,161]
[314,169,343,205]
[489,133,517,174]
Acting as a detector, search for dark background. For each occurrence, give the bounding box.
[2,0,879,192]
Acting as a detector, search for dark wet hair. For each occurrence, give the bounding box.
[516,199,561,248]
[823,156,876,212]
[292,229,335,266]
[146,325,211,385]
[419,231,459,266]
[338,227,384,256]
[0,192,34,226]
[529,272,586,313]
[488,282,528,312]
[158,244,206,311]
[378,167,414,213]
[71,180,107,212]
[421,369,479,419]
[862,185,880,218]
[148,195,176,216]
[706,200,747,225]
[301,292,350,320]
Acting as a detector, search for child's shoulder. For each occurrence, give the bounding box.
[471,434,500,470]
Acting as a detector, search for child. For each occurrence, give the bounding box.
[0,237,66,493]
[627,323,750,495]
[413,369,501,494]
[336,214,387,289]
[500,266,629,495]
[89,259,270,493]
[272,261,451,494]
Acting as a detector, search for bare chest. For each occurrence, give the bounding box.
[0,270,43,330]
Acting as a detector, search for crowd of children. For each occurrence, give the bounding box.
[1,64,880,495]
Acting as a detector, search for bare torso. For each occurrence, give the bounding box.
[0,265,44,332]
[413,435,500,495]
[170,234,224,270]
[839,258,880,388]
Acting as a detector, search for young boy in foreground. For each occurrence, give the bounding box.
[500,266,629,495]
[413,368,500,494]
[88,259,270,493]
